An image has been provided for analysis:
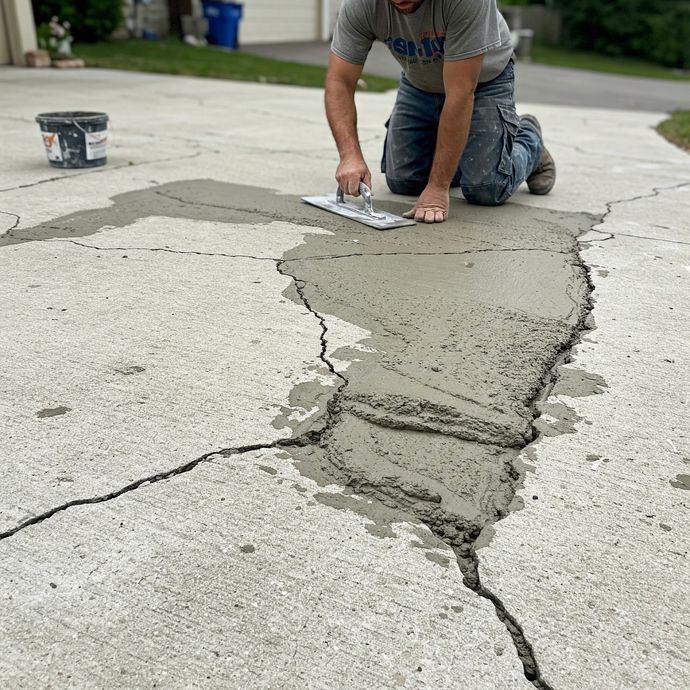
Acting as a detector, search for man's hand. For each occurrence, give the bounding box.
[399,55,482,224]
[336,155,372,196]
[403,184,450,223]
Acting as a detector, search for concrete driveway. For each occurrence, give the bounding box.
[0,67,688,690]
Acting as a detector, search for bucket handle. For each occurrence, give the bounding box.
[336,182,386,219]
[70,117,111,143]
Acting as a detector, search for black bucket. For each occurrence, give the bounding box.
[36,111,109,169]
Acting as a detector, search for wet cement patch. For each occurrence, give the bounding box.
[11,179,596,570]
[0,180,386,249]
[2,179,593,254]
[278,193,595,562]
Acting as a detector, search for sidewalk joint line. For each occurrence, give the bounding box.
[56,239,280,262]
[50,239,573,261]
[0,150,218,194]
[606,231,690,247]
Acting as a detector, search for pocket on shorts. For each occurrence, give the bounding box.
[496,104,520,176]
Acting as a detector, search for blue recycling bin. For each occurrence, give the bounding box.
[202,1,243,49]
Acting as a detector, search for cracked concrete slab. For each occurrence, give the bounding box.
[594,182,690,245]
[0,176,541,685]
[0,448,531,690]
[0,216,354,533]
[1,69,688,227]
[1,65,689,689]
[480,192,690,687]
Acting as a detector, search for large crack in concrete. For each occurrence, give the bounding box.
[0,210,20,238]
[0,435,319,542]
[268,193,596,689]
[2,180,600,687]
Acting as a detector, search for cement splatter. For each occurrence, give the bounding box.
[115,365,146,376]
[670,474,690,491]
[550,367,607,397]
[36,406,71,419]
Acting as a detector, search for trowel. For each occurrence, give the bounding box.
[302,182,416,230]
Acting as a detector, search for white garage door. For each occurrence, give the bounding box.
[0,5,12,65]
[329,0,341,36]
[240,0,318,44]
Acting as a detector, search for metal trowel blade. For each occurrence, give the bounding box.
[302,194,416,230]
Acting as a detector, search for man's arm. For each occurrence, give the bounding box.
[404,54,484,223]
[324,52,371,196]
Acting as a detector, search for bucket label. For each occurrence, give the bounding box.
[41,132,63,162]
[85,129,108,160]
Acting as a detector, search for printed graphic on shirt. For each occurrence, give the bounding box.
[384,31,446,66]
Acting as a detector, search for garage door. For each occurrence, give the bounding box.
[0,4,11,65]
[240,0,318,44]
[329,0,341,36]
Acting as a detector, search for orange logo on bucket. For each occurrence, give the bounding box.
[42,133,57,148]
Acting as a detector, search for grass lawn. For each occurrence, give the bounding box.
[657,111,690,153]
[531,45,690,82]
[77,39,690,89]
[77,39,398,92]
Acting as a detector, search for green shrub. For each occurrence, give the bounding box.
[32,0,122,43]
[558,0,650,57]
[648,2,690,69]
[557,0,690,70]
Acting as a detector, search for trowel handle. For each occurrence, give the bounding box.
[336,182,376,216]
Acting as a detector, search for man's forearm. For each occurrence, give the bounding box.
[428,93,475,189]
[325,80,362,159]
[325,74,372,195]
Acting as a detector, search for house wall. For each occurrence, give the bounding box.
[120,0,325,44]
[328,0,341,38]
[142,0,171,37]
[239,0,319,44]
[2,0,37,65]
[0,4,11,65]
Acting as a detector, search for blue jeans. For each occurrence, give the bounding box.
[381,61,541,206]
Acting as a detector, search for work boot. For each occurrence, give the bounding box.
[521,114,556,195]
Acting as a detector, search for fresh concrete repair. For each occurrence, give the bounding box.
[3,179,597,686]
[276,188,595,685]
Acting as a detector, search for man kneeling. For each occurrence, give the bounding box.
[325,0,556,224]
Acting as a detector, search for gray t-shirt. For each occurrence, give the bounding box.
[331,0,514,93]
